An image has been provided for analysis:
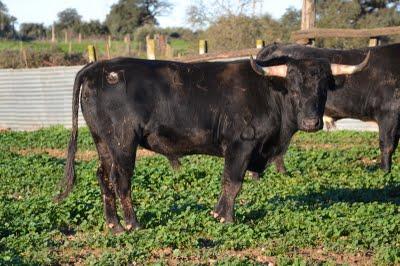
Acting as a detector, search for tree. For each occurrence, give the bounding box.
[106,0,171,37]
[203,14,280,52]
[78,20,109,37]
[137,0,172,24]
[186,0,263,28]
[316,0,400,48]
[0,0,16,38]
[55,8,82,33]
[20,23,47,40]
[279,7,301,42]
[359,0,400,14]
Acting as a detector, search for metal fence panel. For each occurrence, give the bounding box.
[0,65,85,131]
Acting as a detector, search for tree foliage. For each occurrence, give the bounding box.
[20,23,47,40]
[0,0,16,38]
[55,8,82,34]
[78,20,109,37]
[106,0,171,37]
[316,0,400,48]
[190,0,400,51]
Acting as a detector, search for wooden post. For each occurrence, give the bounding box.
[78,33,82,44]
[138,42,142,57]
[108,35,112,49]
[19,41,28,68]
[369,37,380,47]
[51,24,56,43]
[22,49,28,68]
[165,43,173,58]
[300,0,316,45]
[199,40,208,55]
[68,41,72,55]
[256,39,265,48]
[158,35,167,55]
[105,41,111,59]
[124,34,130,44]
[126,38,131,56]
[146,35,156,60]
[87,45,97,62]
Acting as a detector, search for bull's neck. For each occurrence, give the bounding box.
[257,77,298,138]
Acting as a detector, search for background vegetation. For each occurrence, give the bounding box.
[0,0,400,68]
[0,127,399,264]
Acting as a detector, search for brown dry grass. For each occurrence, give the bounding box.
[13,148,156,161]
[148,247,373,265]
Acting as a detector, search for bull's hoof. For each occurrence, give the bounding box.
[380,164,391,173]
[210,211,234,223]
[250,172,260,181]
[108,223,125,235]
[379,160,392,173]
[125,223,142,231]
[276,167,287,174]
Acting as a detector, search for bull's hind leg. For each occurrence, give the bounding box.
[109,142,141,231]
[212,142,253,223]
[378,115,400,172]
[94,138,124,234]
[168,156,182,171]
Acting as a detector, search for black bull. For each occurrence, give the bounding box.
[57,56,368,233]
[258,43,400,173]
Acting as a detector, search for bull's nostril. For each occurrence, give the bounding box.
[303,118,320,129]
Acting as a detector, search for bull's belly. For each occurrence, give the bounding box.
[141,126,222,157]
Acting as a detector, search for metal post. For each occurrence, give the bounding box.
[199,40,208,55]
[369,37,380,47]
[146,35,156,60]
[256,39,265,49]
[87,45,97,63]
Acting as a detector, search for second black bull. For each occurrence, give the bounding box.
[58,55,368,233]
[258,43,400,173]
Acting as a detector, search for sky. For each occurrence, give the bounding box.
[3,0,303,29]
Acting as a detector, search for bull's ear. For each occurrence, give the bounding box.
[333,75,346,90]
[268,75,288,93]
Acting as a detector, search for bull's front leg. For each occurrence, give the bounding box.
[212,142,253,223]
[273,155,286,174]
[378,115,400,172]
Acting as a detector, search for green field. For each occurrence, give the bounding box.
[0,127,399,265]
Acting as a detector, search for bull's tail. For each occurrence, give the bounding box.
[55,64,92,202]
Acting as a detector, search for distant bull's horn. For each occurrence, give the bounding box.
[250,51,370,78]
[330,51,370,76]
[250,55,288,78]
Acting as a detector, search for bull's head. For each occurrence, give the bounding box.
[250,52,370,132]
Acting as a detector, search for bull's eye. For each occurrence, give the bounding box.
[106,72,119,85]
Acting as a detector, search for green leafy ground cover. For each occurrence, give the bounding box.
[0,127,399,265]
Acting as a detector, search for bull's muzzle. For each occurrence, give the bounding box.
[300,117,323,132]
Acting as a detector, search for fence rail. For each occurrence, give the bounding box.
[292,26,400,43]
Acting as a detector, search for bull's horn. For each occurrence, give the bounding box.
[250,55,287,78]
[331,51,370,76]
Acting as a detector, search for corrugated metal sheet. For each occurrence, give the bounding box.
[0,65,85,131]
